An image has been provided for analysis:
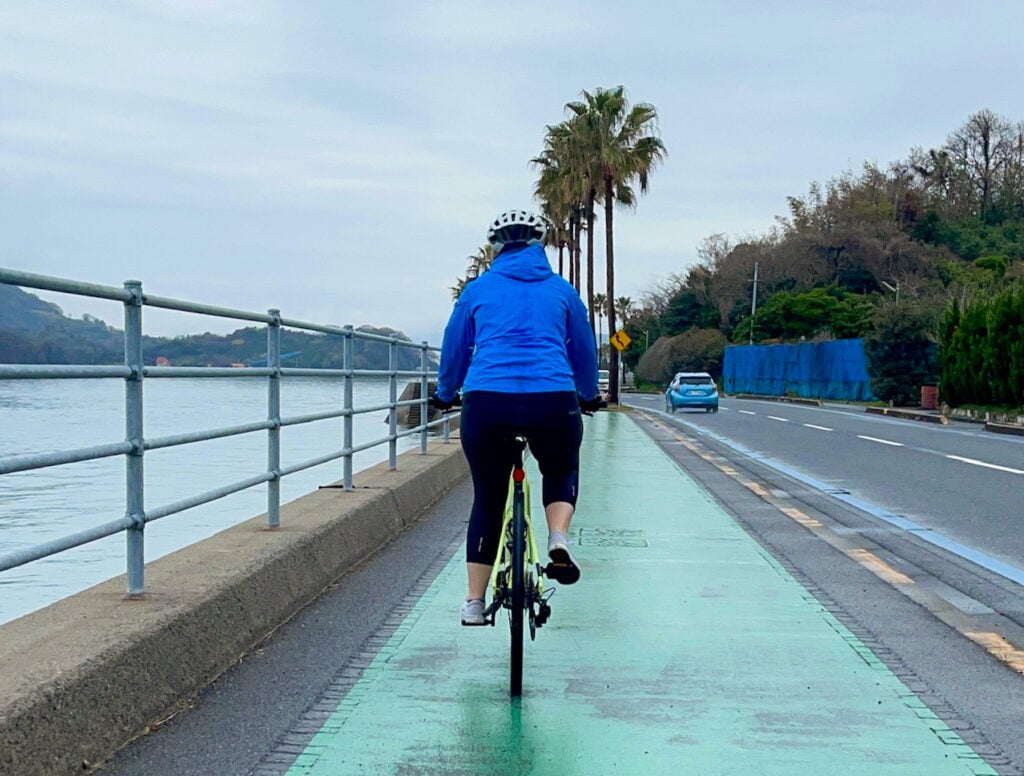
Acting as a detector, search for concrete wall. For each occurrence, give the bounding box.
[0,439,468,776]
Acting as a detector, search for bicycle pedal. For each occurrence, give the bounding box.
[544,561,580,585]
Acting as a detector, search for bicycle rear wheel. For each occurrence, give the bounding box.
[509,484,525,697]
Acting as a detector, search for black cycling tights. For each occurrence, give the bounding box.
[460,390,583,566]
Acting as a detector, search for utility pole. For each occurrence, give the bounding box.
[749,261,759,345]
[882,279,900,304]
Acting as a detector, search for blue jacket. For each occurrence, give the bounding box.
[436,243,599,401]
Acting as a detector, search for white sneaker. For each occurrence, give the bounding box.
[460,598,486,626]
[547,532,581,584]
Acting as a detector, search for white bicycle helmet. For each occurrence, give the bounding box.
[486,209,548,250]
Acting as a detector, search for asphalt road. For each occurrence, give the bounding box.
[628,393,1024,574]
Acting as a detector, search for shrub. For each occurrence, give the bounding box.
[940,285,1024,408]
[863,301,938,405]
[634,328,727,385]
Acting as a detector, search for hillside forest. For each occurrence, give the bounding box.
[621,109,1024,409]
[0,284,426,371]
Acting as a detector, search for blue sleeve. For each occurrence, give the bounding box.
[565,291,599,399]
[436,294,474,402]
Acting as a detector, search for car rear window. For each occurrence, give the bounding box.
[679,377,712,385]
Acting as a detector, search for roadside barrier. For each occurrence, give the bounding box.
[0,267,458,598]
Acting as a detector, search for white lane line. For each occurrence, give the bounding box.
[738,410,756,415]
[947,455,1024,475]
[767,416,790,422]
[803,424,833,431]
[857,435,904,447]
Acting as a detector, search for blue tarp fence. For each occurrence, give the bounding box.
[723,339,875,401]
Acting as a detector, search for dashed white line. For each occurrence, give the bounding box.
[946,455,1024,475]
[803,424,833,431]
[738,410,756,415]
[857,435,904,447]
[767,416,790,422]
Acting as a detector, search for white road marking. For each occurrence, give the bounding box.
[738,410,756,415]
[946,455,1024,475]
[803,424,833,431]
[767,416,789,422]
[857,435,904,447]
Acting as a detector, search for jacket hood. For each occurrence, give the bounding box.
[489,243,554,283]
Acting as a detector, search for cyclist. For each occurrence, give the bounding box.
[430,209,602,626]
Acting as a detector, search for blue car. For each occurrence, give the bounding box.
[665,371,719,413]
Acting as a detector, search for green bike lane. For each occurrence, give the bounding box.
[284,410,995,775]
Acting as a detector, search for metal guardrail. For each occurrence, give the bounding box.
[0,267,457,597]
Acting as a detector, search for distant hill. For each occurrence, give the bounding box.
[0,284,124,364]
[0,285,430,370]
[0,283,68,332]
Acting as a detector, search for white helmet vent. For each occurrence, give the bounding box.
[486,209,548,249]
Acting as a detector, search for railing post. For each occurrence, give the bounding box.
[343,325,354,490]
[267,309,282,528]
[123,280,145,597]
[420,341,429,454]
[388,339,398,470]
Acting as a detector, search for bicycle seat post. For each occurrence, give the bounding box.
[512,436,527,476]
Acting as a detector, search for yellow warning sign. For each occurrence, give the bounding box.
[609,329,632,352]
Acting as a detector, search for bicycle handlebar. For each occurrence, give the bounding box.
[428,392,606,414]
[426,393,461,412]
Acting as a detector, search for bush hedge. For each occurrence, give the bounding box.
[939,286,1024,407]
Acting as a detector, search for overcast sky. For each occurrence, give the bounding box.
[2,1,1023,343]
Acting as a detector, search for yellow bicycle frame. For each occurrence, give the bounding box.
[489,469,545,598]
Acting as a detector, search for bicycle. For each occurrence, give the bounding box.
[429,392,604,697]
[480,436,553,697]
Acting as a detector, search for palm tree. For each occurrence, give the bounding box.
[539,200,569,277]
[544,120,600,330]
[565,86,666,402]
[450,244,496,300]
[533,122,593,312]
[593,292,607,364]
[533,151,577,284]
[614,296,633,326]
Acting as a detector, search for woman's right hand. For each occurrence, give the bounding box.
[578,395,606,415]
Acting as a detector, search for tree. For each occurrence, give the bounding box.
[750,286,872,342]
[614,296,633,325]
[533,123,589,297]
[634,328,728,385]
[593,292,607,365]
[451,244,496,300]
[564,86,666,402]
[940,285,1024,408]
[945,109,1015,222]
[863,300,939,405]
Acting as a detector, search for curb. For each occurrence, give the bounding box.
[0,440,468,776]
[864,406,948,425]
[985,421,1024,437]
[732,393,823,407]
